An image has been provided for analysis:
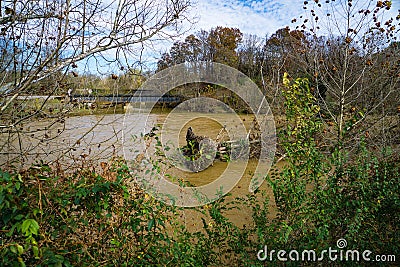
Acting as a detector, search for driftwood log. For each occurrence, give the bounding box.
[180,127,217,172]
[186,126,207,150]
[183,123,261,160]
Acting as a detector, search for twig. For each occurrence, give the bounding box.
[1,93,18,112]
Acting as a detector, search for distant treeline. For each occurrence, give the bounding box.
[157,26,400,116]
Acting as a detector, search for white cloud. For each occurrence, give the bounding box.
[190,0,304,36]
[187,0,400,37]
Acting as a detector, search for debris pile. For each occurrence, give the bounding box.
[180,123,262,171]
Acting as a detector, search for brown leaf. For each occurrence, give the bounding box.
[100,162,108,171]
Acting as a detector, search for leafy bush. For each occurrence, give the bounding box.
[0,161,193,266]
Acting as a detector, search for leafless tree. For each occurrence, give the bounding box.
[292,0,400,150]
[0,0,192,168]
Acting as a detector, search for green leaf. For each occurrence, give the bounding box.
[15,182,21,190]
[283,225,292,243]
[17,174,23,183]
[14,214,24,221]
[10,245,17,254]
[21,219,39,236]
[32,246,40,259]
[18,257,26,267]
[147,218,155,231]
[7,224,17,237]
[17,244,24,255]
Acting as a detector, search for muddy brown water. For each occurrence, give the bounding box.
[0,110,281,227]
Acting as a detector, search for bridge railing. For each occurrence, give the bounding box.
[72,95,182,103]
